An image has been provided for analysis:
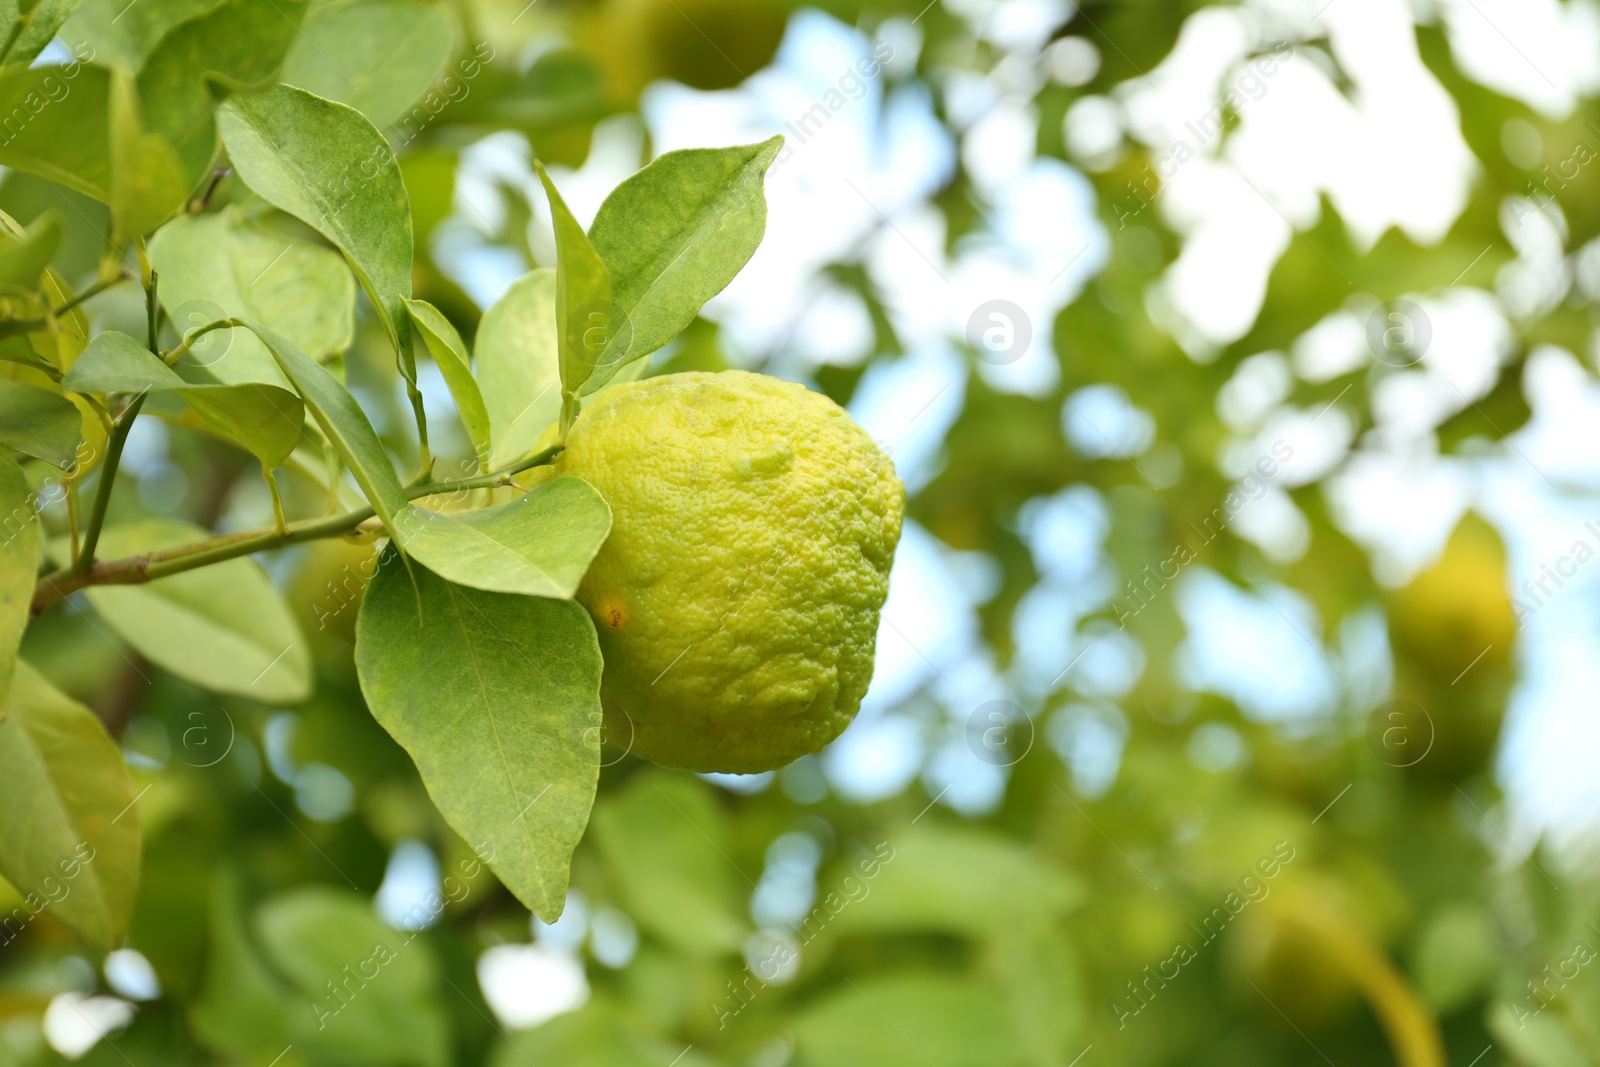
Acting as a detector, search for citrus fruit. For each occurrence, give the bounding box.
[538,370,903,773]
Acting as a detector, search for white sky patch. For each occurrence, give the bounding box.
[43,994,134,1060]
[476,944,588,1030]
[1439,0,1600,120]
[1174,569,1344,723]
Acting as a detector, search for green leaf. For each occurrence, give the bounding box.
[280,0,457,130]
[0,455,38,717]
[254,888,450,1067]
[65,330,305,467]
[474,270,559,467]
[0,63,112,201]
[584,137,780,393]
[0,380,83,469]
[60,0,220,70]
[355,552,602,921]
[791,974,1024,1067]
[0,209,60,289]
[0,660,140,950]
[62,519,311,701]
[821,824,1082,940]
[217,84,416,381]
[136,0,310,196]
[404,297,490,465]
[190,874,296,1063]
[534,161,611,401]
[240,320,407,539]
[6,0,86,65]
[148,207,357,387]
[108,68,190,241]
[396,476,610,599]
[590,770,748,957]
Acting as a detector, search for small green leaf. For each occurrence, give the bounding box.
[590,770,748,957]
[0,63,111,201]
[218,84,416,382]
[136,0,310,196]
[584,137,780,393]
[475,271,559,467]
[280,0,457,130]
[0,380,83,469]
[404,298,490,466]
[241,320,407,538]
[396,476,610,599]
[0,455,38,718]
[108,68,191,241]
[6,0,87,65]
[355,552,602,921]
[534,162,611,401]
[60,0,218,71]
[59,519,311,701]
[66,330,305,467]
[0,209,61,289]
[148,207,356,387]
[0,660,140,950]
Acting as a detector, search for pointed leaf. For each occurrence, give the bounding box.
[396,476,609,599]
[0,661,140,950]
[5,0,85,64]
[0,455,38,719]
[280,0,457,130]
[66,330,305,467]
[0,210,61,289]
[475,270,559,467]
[534,162,610,399]
[54,519,311,701]
[148,207,356,388]
[355,552,601,921]
[404,298,490,465]
[241,320,407,536]
[136,0,310,196]
[0,380,83,469]
[584,137,780,393]
[218,84,415,381]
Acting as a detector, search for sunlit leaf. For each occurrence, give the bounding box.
[217,84,415,381]
[404,297,490,465]
[240,320,407,538]
[355,551,601,921]
[280,0,457,130]
[535,161,610,400]
[397,476,610,599]
[65,330,305,466]
[62,519,311,701]
[0,660,140,950]
[475,270,559,467]
[584,137,780,392]
[148,207,356,388]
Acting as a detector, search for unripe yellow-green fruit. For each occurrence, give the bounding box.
[535,370,903,773]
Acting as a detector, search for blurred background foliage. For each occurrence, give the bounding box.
[4,0,1600,1064]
